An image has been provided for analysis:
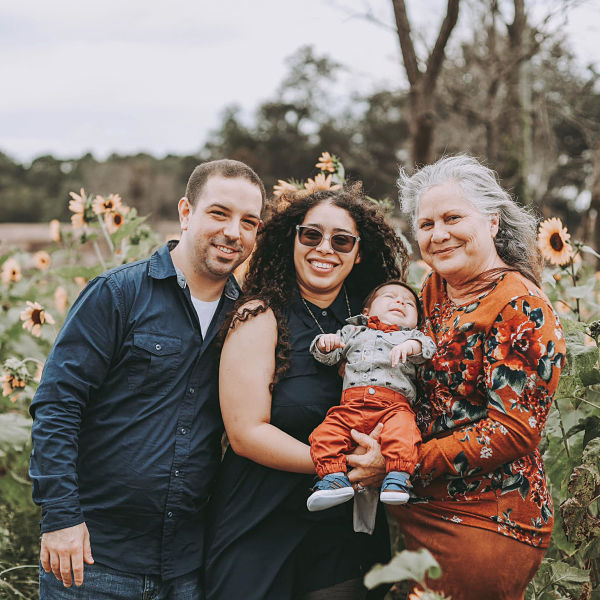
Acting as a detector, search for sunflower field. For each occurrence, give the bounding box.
[1,155,599,600]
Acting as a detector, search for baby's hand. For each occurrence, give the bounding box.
[317,334,344,353]
[390,340,422,367]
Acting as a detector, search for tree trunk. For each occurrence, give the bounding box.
[391,0,460,168]
[506,0,532,204]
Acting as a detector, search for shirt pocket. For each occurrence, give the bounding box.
[127,332,182,394]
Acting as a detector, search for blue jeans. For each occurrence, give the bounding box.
[39,562,203,600]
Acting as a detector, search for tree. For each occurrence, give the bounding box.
[391,0,460,167]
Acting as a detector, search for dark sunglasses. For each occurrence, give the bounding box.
[296,225,360,253]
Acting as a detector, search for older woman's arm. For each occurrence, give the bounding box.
[417,295,565,481]
[220,304,315,474]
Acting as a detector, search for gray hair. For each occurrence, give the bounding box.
[397,154,542,286]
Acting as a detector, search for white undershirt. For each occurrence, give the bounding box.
[191,296,220,337]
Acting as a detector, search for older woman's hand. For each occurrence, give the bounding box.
[346,424,386,489]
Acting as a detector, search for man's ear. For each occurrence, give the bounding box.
[178,197,192,230]
[354,251,361,265]
[362,307,368,315]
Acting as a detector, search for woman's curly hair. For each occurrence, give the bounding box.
[227,183,409,388]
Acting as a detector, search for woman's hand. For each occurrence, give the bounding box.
[346,424,386,489]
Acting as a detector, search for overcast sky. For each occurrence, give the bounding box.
[2,0,598,163]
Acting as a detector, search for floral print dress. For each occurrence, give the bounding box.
[410,271,565,548]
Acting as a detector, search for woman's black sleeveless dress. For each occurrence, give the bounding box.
[204,290,390,600]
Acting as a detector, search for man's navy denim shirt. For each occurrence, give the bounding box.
[29,242,239,579]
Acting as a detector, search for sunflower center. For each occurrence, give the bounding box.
[549,233,564,252]
[31,309,43,325]
[114,214,123,225]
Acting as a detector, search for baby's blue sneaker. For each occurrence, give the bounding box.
[380,471,411,505]
[306,472,355,512]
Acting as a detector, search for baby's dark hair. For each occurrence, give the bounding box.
[362,280,423,327]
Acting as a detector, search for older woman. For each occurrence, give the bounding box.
[205,185,407,600]
[391,155,566,600]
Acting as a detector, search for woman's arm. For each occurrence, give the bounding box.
[417,295,566,481]
[219,303,315,474]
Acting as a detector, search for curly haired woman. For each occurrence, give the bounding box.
[389,155,566,600]
[204,185,408,600]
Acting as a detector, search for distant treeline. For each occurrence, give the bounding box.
[1,40,599,249]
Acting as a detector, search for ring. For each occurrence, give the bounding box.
[356,484,365,493]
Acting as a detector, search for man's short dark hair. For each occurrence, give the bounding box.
[363,280,423,326]
[185,159,266,211]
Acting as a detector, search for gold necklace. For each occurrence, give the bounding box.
[300,287,351,334]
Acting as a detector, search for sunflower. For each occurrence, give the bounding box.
[0,371,26,398]
[33,250,51,270]
[104,209,126,234]
[93,193,129,216]
[49,219,61,242]
[315,151,336,173]
[273,179,300,198]
[54,285,69,313]
[537,218,573,266]
[1,257,22,285]
[304,173,342,194]
[20,301,55,338]
[69,188,89,228]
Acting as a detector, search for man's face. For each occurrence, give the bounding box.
[179,176,263,280]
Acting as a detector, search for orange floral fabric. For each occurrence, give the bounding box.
[409,271,565,548]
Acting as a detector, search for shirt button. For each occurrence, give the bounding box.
[167,511,173,518]
[188,387,195,395]
[155,343,162,351]
[179,427,187,435]
[174,470,180,477]
[368,387,376,395]
[321,310,327,316]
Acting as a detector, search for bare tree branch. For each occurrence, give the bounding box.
[424,0,460,91]
[391,0,420,85]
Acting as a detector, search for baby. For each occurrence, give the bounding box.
[307,280,436,512]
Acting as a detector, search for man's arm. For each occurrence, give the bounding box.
[30,276,123,586]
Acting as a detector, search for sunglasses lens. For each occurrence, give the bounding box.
[331,235,356,253]
[297,226,357,253]
[298,227,323,247]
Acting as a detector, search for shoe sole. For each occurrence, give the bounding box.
[307,488,355,512]
[380,491,410,505]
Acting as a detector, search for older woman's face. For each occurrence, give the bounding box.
[294,201,361,300]
[416,182,500,285]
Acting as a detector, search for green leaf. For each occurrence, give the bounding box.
[363,548,442,589]
[111,215,149,245]
[51,265,104,280]
[548,561,590,598]
[564,284,596,299]
[580,368,600,387]
[581,245,600,259]
[0,413,32,455]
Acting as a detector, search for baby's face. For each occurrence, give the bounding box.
[364,285,418,328]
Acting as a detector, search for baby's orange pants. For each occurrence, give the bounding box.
[309,385,421,479]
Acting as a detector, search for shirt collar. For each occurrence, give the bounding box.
[345,313,413,331]
[148,241,240,301]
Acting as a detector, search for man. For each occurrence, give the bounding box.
[30,160,265,599]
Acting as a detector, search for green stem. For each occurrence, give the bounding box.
[22,357,43,366]
[92,240,107,271]
[554,399,571,460]
[568,256,581,321]
[97,215,115,255]
[580,398,600,411]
